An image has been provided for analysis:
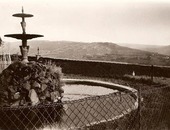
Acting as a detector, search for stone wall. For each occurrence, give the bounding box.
[28,56,170,78]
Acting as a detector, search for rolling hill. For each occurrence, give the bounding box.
[4,40,170,66]
[147,45,170,56]
[117,43,170,56]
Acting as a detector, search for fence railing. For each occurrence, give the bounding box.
[0,86,169,130]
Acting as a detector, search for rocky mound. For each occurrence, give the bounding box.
[0,61,64,107]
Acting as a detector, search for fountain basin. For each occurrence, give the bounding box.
[0,79,138,130]
[5,34,43,40]
[63,84,117,101]
[55,79,138,129]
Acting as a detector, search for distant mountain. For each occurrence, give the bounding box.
[117,43,170,56]
[4,40,170,66]
[148,45,170,56]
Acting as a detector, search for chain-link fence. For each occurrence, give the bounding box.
[0,86,170,130]
[0,90,138,130]
[138,86,170,130]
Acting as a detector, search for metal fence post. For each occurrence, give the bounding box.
[138,86,141,130]
[151,65,154,82]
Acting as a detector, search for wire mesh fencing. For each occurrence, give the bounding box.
[122,86,170,130]
[0,86,170,130]
[0,90,138,130]
[138,86,170,130]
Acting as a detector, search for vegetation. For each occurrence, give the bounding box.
[123,74,170,86]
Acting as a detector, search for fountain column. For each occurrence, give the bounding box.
[4,7,43,63]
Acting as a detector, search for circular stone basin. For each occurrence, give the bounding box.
[42,79,137,130]
[63,84,117,101]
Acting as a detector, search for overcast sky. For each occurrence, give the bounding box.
[1,0,170,45]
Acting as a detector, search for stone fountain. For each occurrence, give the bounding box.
[0,7,65,130]
[0,8,64,107]
[4,7,43,63]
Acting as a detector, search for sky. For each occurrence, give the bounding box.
[0,0,170,45]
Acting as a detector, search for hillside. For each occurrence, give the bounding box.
[149,45,170,56]
[5,40,170,66]
[118,43,170,56]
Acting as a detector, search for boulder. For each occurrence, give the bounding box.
[29,89,40,105]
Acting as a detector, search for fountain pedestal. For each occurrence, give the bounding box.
[20,45,29,63]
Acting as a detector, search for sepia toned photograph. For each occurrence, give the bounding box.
[0,0,170,130]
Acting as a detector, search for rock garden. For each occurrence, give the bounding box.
[0,61,64,107]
